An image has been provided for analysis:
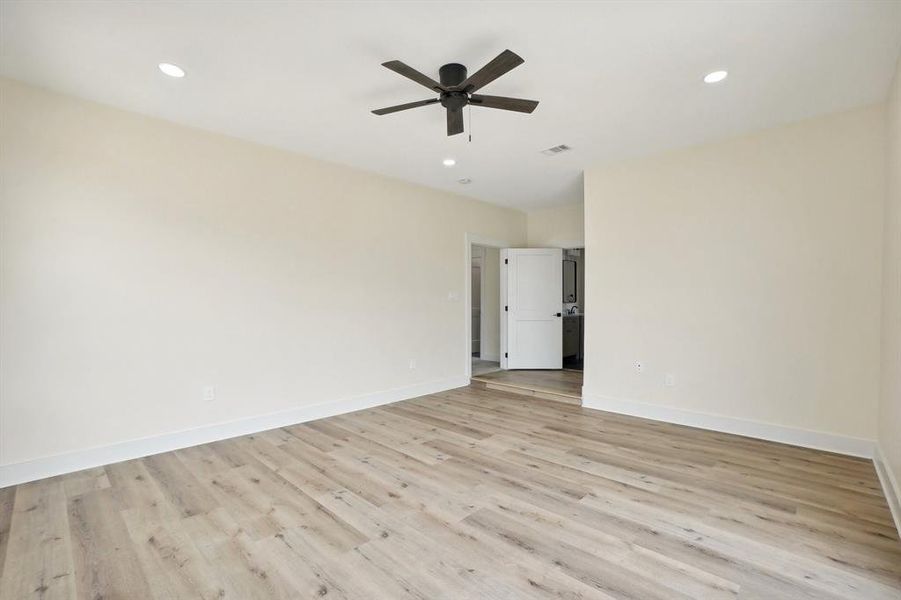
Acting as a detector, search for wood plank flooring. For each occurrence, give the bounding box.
[1,384,899,599]
[471,358,501,376]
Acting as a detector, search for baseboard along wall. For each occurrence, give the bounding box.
[0,376,469,488]
[874,445,901,539]
[581,389,901,537]
[581,389,875,458]
[5,379,898,541]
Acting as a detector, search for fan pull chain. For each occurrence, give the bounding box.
[468,105,472,143]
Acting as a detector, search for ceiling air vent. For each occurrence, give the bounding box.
[541,144,572,156]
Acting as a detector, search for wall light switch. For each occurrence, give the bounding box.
[203,386,216,402]
[664,373,675,387]
[447,291,460,302]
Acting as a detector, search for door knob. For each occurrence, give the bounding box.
[555,313,562,317]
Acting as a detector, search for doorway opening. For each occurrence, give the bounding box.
[471,244,501,376]
[562,247,585,371]
[468,245,584,405]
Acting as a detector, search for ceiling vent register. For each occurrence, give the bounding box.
[541,144,571,155]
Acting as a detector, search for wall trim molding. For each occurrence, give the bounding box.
[0,376,469,489]
[874,444,901,538]
[581,389,875,458]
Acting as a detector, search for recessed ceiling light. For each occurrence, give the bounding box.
[158,62,186,78]
[703,70,728,84]
[458,178,472,185]
[443,158,456,167]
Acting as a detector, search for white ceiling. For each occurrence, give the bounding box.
[2,1,900,210]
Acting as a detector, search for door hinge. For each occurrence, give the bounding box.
[505,352,508,358]
[504,305,508,312]
[504,258,508,264]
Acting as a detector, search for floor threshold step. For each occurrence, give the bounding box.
[470,377,582,405]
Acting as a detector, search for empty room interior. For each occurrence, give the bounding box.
[3,1,901,598]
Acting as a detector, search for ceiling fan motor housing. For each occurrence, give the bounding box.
[439,63,470,111]
[439,63,467,87]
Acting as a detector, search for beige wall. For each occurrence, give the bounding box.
[527,203,584,247]
[880,58,901,494]
[583,105,885,444]
[0,79,526,467]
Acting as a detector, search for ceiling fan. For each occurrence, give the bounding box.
[371,49,539,137]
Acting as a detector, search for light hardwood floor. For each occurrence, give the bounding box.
[1,384,899,599]
[471,358,501,376]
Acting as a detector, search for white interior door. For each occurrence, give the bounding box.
[501,248,562,369]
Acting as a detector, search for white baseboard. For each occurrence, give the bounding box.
[0,376,469,489]
[581,390,875,458]
[874,445,901,538]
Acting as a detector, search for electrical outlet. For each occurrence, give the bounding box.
[408,359,417,370]
[634,361,643,374]
[447,291,460,302]
[203,385,216,402]
[664,373,675,387]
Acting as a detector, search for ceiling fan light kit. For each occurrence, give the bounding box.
[372,49,539,137]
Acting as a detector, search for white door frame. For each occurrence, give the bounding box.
[464,233,511,379]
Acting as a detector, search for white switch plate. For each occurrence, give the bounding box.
[634,361,643,374]
[408,359,417,370]
[203,385,216,402]
[664,373,675,387]
[447,291,460,301]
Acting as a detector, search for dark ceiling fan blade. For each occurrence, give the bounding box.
[372,98,440,115]
[381,60,445,92]
[457,49,524,93]
[469,94,539,114]
[447,108,464,136]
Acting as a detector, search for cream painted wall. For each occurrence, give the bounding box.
[527,203,584,247]
[583,105,885,443]
[880,58,901,493]
[0,78,526,467]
